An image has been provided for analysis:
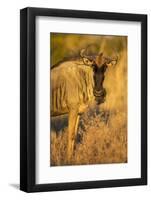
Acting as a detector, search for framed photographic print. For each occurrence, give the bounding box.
[20,7,147,192]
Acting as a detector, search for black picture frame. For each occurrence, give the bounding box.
[20,7,147,192]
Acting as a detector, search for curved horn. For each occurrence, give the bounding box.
[112,55,118,65]
[80,49,86,58]
[112,49,119,64]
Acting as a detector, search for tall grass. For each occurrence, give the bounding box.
[50,33,127,166]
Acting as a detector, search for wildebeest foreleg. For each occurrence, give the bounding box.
[67,108,79,164]
[72,114,80,150]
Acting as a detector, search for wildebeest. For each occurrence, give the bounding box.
[51,48,117,163]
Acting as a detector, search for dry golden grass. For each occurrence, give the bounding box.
[50,33,127,166]
[51,108,127,166]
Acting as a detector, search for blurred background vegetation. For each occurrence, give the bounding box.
[50,32,127,66]
[50,33,127,166]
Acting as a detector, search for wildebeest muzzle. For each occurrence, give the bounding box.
[93,88,106,105]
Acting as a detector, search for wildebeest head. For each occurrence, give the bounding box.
[80,49,118,105]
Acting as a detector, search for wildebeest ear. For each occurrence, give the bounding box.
[82,57,93,66]
[96,52,103,67]
[106,58,118,67]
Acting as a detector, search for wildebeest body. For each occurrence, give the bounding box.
[50,51,117,164]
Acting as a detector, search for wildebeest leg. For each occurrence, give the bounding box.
[70,114,80,155]
[67,108,79,164]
